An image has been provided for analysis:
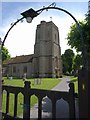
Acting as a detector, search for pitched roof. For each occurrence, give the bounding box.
[3,54,33,65]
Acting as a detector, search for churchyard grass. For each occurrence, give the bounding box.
[2,78,61,117]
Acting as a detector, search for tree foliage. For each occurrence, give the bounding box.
[72,54,82,76]
[2,47,11,62]
[67,13,90,56]
[62,49,74,74]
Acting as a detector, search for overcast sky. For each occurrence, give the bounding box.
[0,0,89,57]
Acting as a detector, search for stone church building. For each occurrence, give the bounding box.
[3,21,62,78]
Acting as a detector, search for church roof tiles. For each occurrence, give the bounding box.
[3,54,33,65]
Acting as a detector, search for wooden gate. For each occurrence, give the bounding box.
[2,81,76,119]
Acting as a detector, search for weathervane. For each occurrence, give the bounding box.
[50,16,52,21]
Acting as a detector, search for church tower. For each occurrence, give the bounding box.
[33,21,62,78]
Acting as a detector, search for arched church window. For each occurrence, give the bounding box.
[23,66,27,73]
[13,66,16,73]
[55,34,56,40]
[47,31,50,37]
[38,34,40,39]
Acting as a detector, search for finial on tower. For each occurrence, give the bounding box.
[50,16,52,21]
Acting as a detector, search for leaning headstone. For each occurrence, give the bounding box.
[10,76,13,80]
[34,79,36,85]
[40,78,42,84]
[23,73,27,81]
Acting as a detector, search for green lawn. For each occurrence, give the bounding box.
[2,78,61,117]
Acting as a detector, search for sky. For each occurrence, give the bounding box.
[0,0,89,57]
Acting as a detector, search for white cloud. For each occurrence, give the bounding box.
[3,22,36,56]
[1,12,85,57]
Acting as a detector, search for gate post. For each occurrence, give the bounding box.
[78,66,90,118]
[69,83,75,119]
[52,99,57,119]
[38,97,42,119]
[23,81,31,119]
